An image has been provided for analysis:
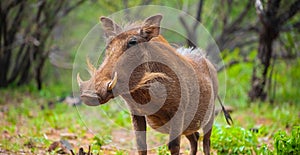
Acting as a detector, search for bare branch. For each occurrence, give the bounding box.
[4,0,23,12]
[232,37,257,49]
[36,1,46,23]
[64,0,86,16]
[179,15,193,39]
[133,0,153,19]
[280,21,300,32]
[122,0,130,20]
[217,58,253,72]
[53,1,65,17]
[179,14,198,47]
[8,1,25,42]
[266,0,281,15]
[226,0,252,32]
[179,16,189,31]
[140,0,152,5]
[182,0,189,12]
[195,0,203,22]
[123,0,129,9]
[214,1,258,51]
[193,0,204,30]
[179,0,205,47]
[278,0,300,25]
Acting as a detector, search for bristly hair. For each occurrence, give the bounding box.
[177,47,206,60]
[120,21,143,33]
[176,47,205,57]
[131,72,171,92]
[104,21,143,43]
[176,47,219,70]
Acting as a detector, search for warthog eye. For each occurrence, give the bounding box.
[127,37,138,48]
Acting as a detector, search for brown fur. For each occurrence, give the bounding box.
[78,15,217,155]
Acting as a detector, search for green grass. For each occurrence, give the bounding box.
[1,82,299,154]
[1,58,300,154]
[157,145,171,155]
[213,102,300,154]
[1,53,300,154]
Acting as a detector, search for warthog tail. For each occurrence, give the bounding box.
[217,95,233,125]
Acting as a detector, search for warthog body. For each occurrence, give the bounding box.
[77,14,222,155]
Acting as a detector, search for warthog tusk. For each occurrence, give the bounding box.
[86,57,96,76]
[107,72,117,91]
[77,73,83,86]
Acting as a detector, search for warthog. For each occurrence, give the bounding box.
[77,14,232,155]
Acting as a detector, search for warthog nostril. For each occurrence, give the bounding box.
[80,91,102,106]
[80,90,100,98]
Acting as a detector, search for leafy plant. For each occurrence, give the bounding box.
[115,149,128,155]
[274,126,300,155]
[115,110,131,127]
[257,144,273,155]
[211,125,258,154]
[90,135,112,154]
[157,145,170,155]
[93,135,112,148]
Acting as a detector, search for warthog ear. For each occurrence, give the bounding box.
[140,14,163,40]
[100,16,122,38]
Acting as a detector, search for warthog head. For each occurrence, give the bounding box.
[77,14,165,106]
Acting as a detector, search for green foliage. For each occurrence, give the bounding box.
[157,145,171,155]
[270,59,300,103]
[257,144,273,155]
[93,135,112,148]
[211,125,258,154]
[219,49,254,107]
[90,135,112,154]
[115,149,128,155]
[24,137,51,153]
[219,49,300,106]
[0,92,86,154]
[115,110,131,127]
[212,102,300,155]
[274,126,300,155]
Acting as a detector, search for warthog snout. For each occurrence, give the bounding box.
[77,59,118,106]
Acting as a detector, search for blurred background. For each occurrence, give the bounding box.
[0,0,299,154]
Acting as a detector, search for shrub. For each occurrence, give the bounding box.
[274,126,300,155]
[211,125,258,154]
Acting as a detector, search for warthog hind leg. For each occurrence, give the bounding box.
[185,131,200,155]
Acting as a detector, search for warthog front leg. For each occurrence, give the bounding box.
[132,115,147,155]
[168,109,184,155]
[185,131,200,155]
[168,136,181,155]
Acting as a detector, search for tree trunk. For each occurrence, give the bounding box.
[248,20,278,101]
[0,0,86,89]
